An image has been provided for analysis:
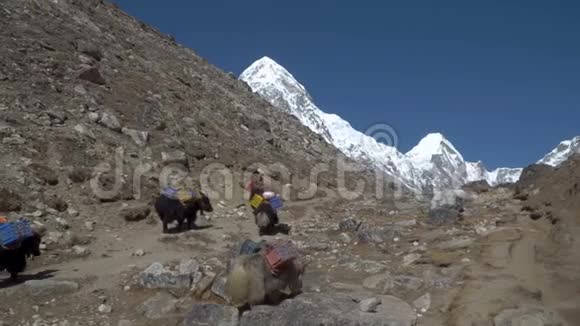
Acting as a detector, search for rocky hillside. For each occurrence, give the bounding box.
[0,0,381,213]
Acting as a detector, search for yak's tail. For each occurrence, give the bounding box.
[224,258,250,307]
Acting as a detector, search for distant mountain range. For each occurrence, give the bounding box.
[240,56,578,192]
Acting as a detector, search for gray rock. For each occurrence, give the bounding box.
[2,133,26,145]
[139,262,179,289]
[24,280,80,296]
[393,275,424,291]
[79,67,106,85]
[413,293,431,313]
[339,218,361,231]
[178,259,202,288]
[121,204,151,222]
[118,320,133,326]
[72,245,90,257]
[73,124,95,139]
[339,233,352,243]
[437,237,474,250]
[494,305,563,326]
[182,303,239,326]
[427,207,460,226]
[363,273,394,292]
[88,112,100,123]
[240,293,416,326]
[359,297,381,313]
[122,127,149,146]
[138,292,178,320]
[211,273,229,300]
[402,253,421,266]
[99,112,122,131]
[161,150,188,166]
[98,304,112,314]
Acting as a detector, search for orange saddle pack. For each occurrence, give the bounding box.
[263,241,299,275]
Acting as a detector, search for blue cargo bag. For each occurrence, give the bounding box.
[239,240,265,255]
[269,195,283,211]
[0,220,35,249]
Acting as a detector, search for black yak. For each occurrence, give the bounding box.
[154,192,213,233]
[0,225,45,281]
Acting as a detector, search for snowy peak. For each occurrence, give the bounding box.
[240,56,525,191]
[406,133,464,168]
[538,136,580,166]
[240,56,333,142]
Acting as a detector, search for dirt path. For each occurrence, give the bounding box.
[448,200,578,325]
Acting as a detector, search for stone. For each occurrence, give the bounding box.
[137,292,178,320]
[85,221,95,231]
[402,253,422,266]
[98,304,112,314]
[427,207,460,226]
[437,237,474,250]
[99,112,122,131]
[182,303,239,326]
[178,259,201,288]
[139,262,179,289]
[161,150,188,166]
[339,232,352,243]
[362,273,394,292]
[2,133,26,145]
[240,293,416,326]
[24,280,80,296]
[72,245,90,257]
[121,204,151,222]
[118,320,133,326]
[73,124,95,139]
[74,84,87,95]
[494,305,563,326]
[413,293,431,313]
[339,218,361,231]
[133,249,145,257]
[67,208,79,217]
[79,67,106,85]
[122,127,149,147]
[88,112,100,123]
[210,273,228,300]
[359,297,381,313]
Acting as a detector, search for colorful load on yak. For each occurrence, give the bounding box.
[0,220,35,250]
[263,240,299,275]
[268,195,283,211]
[239,239,265,255]
[249,194,264,209]
[161,187,196,204]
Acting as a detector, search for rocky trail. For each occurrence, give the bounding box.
[3,184,576,326]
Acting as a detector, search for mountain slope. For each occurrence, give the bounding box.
[538,136,580,166]
[240,57,523,190]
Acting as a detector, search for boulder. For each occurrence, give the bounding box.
[139,260,201,289]
[359,297,381,313]
[99,112,122,132]
[161,150,188,166]
[182,303,239,326]
[122,127,149,147]
[137,292,178,320]
[24,280,80,296]
[139,263,179,289]
[494,305,563,326]
[427,206,460,226]
[0,188,22,212]
[121,204,151,222]
[240,293,416,326]
[79,67,106,85]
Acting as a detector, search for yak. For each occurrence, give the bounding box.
[154,192,213,233]
[0,225,45,281]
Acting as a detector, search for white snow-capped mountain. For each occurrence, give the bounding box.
[537,136,580,166]
[240,56,522,190]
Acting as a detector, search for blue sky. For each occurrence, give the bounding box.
[113,1,579,169]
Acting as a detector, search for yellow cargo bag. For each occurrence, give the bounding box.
[250,194,264,209]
